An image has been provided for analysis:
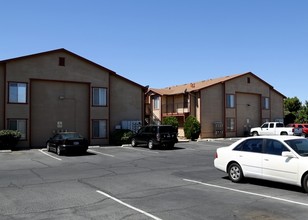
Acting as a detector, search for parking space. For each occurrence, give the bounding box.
[1,140,308,219]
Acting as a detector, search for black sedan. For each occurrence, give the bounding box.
[46,132,88,155]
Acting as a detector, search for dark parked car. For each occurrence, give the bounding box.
[46,132,88,155]
[131,125,178,149]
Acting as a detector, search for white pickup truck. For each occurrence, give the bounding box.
[250,122,294,136]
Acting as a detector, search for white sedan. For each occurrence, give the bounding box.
[214,136,308,192]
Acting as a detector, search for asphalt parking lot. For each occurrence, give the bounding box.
[1,139,308,220]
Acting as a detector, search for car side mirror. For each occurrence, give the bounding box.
[282,151,297,158]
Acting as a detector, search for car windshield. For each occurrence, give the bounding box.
[285,139,308,156]
[61,133,83,139]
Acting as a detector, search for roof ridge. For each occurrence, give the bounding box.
[159,72,246,90]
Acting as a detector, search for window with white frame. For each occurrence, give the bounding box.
[226,118,235,132]
[263,97,270,109]
[153,96,160,109]
[92,119,107,138]
[8,119,27,140]
[226,94,235,108]
[92,87,107,106]
[9,82,27,103]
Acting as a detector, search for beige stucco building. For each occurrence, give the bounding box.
[0,49,146,148]
[146,72,285,138]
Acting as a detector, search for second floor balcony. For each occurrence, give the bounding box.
[162,103,190,116]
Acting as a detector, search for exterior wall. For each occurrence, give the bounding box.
[270,90,285,122]
[224,74,270,137]
[4,51,110,147]
[199,73,285,138]
[200,84,224,138]
[1,50,144,148]
[109,74,144,132]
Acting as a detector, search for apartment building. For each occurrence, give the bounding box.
[0,49,146,148]
[146,72,285,138]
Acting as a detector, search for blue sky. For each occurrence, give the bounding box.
[1,0,307,102]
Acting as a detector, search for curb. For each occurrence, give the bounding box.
[0,150,12,153]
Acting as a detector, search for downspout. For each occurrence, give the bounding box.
[88,83,91,144]
[3,63,7,129]
[160,95,162,125]
[223,82,226,138]
[108,74,111,144]
[199,90,202,138]
[142,86,148,126]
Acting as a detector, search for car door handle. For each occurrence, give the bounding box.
[264,158,269,161]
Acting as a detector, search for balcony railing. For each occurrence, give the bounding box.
[162,103,190,115]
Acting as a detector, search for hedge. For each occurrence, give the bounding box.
[0,130,21,150]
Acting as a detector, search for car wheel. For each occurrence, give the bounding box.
[252,131,258,136]
[228,163,244,183]
[302,174,308,193]
[46,142,50,152]
[131,138,137,147]
[148,140,154,150]
[56,147,61,156]
[280,132,287,135]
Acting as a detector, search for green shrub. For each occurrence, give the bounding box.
[110,129,133,145]
[184,116,201,140]
[162,116,179,128]
[0,130,21,150]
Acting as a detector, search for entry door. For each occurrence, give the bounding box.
[262,139,298,184]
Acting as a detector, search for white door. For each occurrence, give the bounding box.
[259,123,273,135]
[237,138,263,178]
[262,139,299,185]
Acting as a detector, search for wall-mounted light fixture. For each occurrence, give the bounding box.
[58,96,65,100]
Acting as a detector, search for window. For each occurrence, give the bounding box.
[234,139,263,153]
[226,94,235,108]
[285,139,308,155]
[9,82,27,103]
[153,96,160,109]
[263,97,270,109]
[92,119,107,138]
[92,87,107,106]
[7,119,27,140]
[226,118,235,132]
[265,139,288,155]
[247,77,251,84]
[59,57,65,66]
[183,93,189,108]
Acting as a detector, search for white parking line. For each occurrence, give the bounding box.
[38,149,62,161]
[183,179,308,207]
[88,149,115,157]
[96,190,163,220]
[121,146,159,154]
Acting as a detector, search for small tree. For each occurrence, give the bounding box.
[162,116,179,128]
[0,130,21,150]
[184,116,201,140]
[110,129,133,145]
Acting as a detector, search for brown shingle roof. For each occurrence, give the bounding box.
[149,72,250,95]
